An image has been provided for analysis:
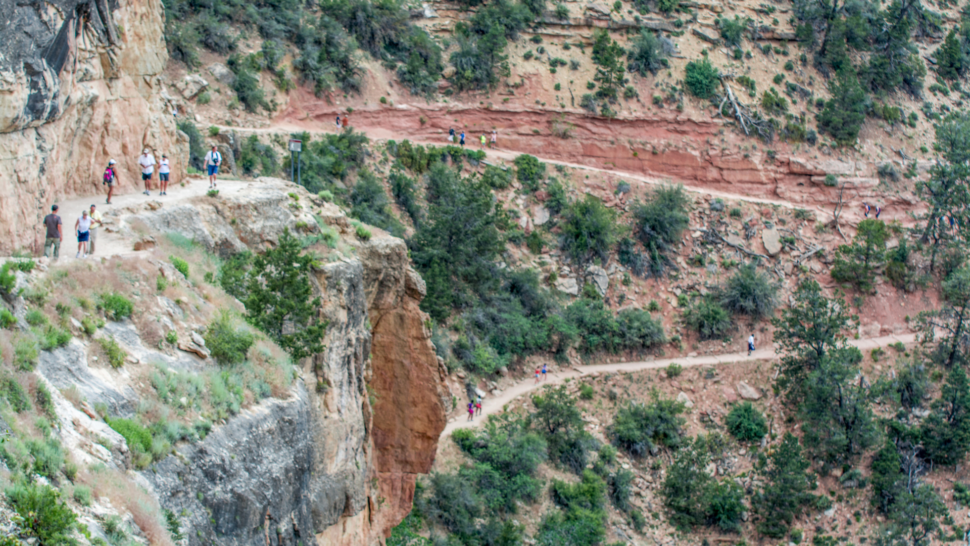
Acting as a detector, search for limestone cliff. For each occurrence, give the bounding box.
[128,179,449,545]
[0,0,184,254]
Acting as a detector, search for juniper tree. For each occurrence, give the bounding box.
[830,218,889,292]
[755,433,816,538]
[918,113,970,272]
[916,266,970,367]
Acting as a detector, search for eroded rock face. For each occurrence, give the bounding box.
[0,0,184,254]
[136,181,447,545]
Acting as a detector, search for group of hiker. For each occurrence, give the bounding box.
[448,127,497,149]
[42,203,103,260]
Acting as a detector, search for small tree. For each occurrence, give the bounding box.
[817,68,867,146]
[883,483,948,546]
[560,195,618,266]
[919,366,970,466]
[933,29,967,80]
[916,266,970,367]
[610,397,686,457]
[725,402,768,442]
[719,263,779,319]
[592,29,626,101]
[830,219,889,292]
[870,440,903,514]
[630,184,690,277]
[916,114,970,272]
[627,30,666,76]
[244,229,328,360]
[755,433,816,538]
[682,297,732,340]
[663,436,745,532]
[684,58,720,99]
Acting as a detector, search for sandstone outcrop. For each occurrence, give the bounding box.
[0,0,184,254]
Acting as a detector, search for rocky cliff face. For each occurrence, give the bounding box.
[0,0,184,254]
[129,179,449,545]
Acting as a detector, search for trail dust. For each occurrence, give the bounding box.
[442,332,917,439]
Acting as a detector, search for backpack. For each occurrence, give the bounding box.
[211,151,221,165]
[103,167,114,184]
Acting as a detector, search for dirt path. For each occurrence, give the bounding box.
[441,332,917,438]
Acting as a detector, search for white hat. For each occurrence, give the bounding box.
[108,159,116,165]
[143,148,150,154]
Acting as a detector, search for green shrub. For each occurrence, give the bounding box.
[718,263,779,318]
[666,362,683,378]
[725,401,768,442]
[73,485,92,507]
[27,438,64,479]
[170,256,190,278]
[205,313,254,366]
[579,383,595,400]
[682,297,731,340]
[817,69,867,146]
[239,134,279,177]
[630,185,689,277]
[718,15,749,47]
[609,468,635,511]
[228,57,270,113]
[286,129,369,194]
[830,219,889,292]
[514,154,546,192]
[560,195,617,266]
[5,482,77,544]
[355,225,373,240]
[628,30,666,76]
[762,87,788,115]
[610,397,686,457]
[0,308,16,328]
[389,172,422,226]
[38,324,71,350]
[0,263,16,296]
[107,417,153,453]
[0,376,31,412]
[98,336,127,368]
[99,293,133,321]
[662,436,743,531]
[350,170,404,237]
[14,337,39,371]
[25,309,47,326]
[684,58,720,99]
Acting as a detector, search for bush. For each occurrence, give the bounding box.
[682,297,731,340]
[0,263,16,295]
[817,69,867,146]
[286,129,369,194]
[725,401,768,442]
[631,185,689,275]
[205,313,254,365]
[0,308,16,328]
[99,293,133,321]
[666,362,683,378]
[177,121,206,171]
[762,87,788,115]
[27,438,64,479]
[229,61,270,113]
[628,30,667,76]
[239,134,279,177]
[98,336,127,368]
[718,15,749,47]
[662,436,742,531]
[107,417,153,454]
[609,468,635,511]
[350,170,404,236]
[38,324,71,350]
[5,482,77,545]
[830,219,889,292]
[684,58,720,99]
[170,256,190,278]
[609,397,686,457]
[389,172,422,225]
[0,376,31,412]
[719,263,779,318]
[579,383,594,400]
[560,195,618,266]
[514,154,546,192]
[481,165,513,189]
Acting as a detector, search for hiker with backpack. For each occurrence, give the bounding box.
[103,159,117,204]
[204,145,222,189]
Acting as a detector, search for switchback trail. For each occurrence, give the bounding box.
[441,332,917,438]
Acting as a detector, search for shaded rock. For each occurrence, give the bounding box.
[555,276,580,296]
[677,391,694,408]
[36,340,138,416]
[534,206,551,226]
[762,228,782,257]
[737,381,762,400]
[207,63,235,86]
[586,265,609,296]
[133,236,156,251]
[177,74,209,99]
[178,342,209,359]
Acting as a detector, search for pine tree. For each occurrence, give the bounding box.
[919,366,970,465]
[917,266,970,367]
[917,113,970,272]
[934,28,966,80]
[755,433,816,538]
[830,219,890,292]
[870,440,902,513]
[817,68,867,146]
[884,484,948,546]
[244,229,328,360]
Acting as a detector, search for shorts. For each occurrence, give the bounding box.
[142,172,152,181]
[748,343,755,351]
[160,173,170,182]
[77,231,89,242]
[207,165,220,176]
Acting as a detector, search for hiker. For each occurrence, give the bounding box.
[480,134,486,149]
[43,205,62,260]
[862,202,870,218]
[75,209,92,258]
[103,159,117,204]
[467,401,475,421]
[159,154,171,196]
[875,205,882,219]
[475,396,482,416]
[204,145,222,189]
[448,127,455,143]
[460,132,465,147]
[490,130,497,148]
[534,367,540,384]
[343,115,350,128]
[542,363,548,381]
[747,334,755,356]
[138,149,156,196]
[88,205,103,255]
[336,115,341,129]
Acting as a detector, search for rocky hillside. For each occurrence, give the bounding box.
[0,178,449,545]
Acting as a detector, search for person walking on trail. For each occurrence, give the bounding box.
[467,401,475,421]
[88,205,103,255]
[542,363,548,381]
[480,134,486,149]
[862,202,870,218]
[43,205,62,260]
[103,159,117,204]
[534,367,540,384]
[336,115,341,129]
[475,396,482,416]
[747,333,755,356]
[448,127,455,143]
[204,145,222,189]
[460,132,465,147]
[138,149,156,196]
[875,205,882,219]
[75,209,92,259]
[490,130,497,148]
[158,154,171,196]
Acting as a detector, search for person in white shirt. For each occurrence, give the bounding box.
[88,204,103,255]
[204,145,222,189]
[159,154,171,196]
[747,334,755,356]
[138,149,156,196]
[75,210,92,258]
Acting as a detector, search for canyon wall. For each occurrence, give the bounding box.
[0,0,185,254]
[132,180,449,545]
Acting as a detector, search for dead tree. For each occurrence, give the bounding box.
[716,81,776,143]
[830,180,848,241]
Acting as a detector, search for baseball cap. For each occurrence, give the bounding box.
[143,148,150,154]
[108,159,116,165]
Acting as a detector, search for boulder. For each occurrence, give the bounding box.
[762,228,782,257]
[441,65,456,79]
[676,392,694,408]
[736,381,762,400]
[207,63,236,86]
[177,74,209,99]
[133,236,156,251]
[533,206,551,226]
[586,266,609,296]
[554,276,580,296]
